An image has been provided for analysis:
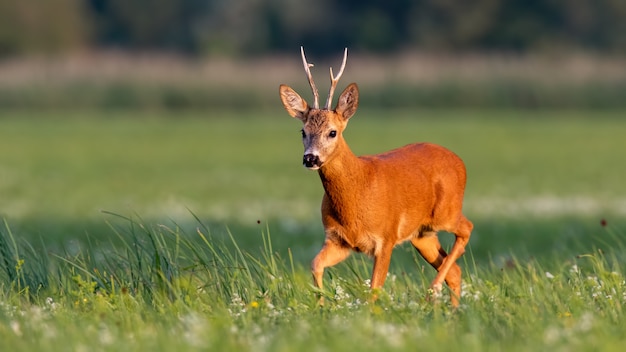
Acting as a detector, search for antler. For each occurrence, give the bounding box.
[324,48,348,109]
[300,46,320,109]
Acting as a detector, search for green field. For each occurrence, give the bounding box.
[1,109,625,351]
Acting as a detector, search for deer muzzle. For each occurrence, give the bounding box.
[303,154,322,169]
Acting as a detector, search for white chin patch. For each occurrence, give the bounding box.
[305,165,320,170]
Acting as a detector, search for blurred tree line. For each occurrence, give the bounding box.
[1,0,626,57]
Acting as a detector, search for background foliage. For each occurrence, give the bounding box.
[1,0,626,57]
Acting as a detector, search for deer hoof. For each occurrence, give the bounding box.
[426,282,443,303]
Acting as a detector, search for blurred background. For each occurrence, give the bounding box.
[0,0,625,257]
[4,0,626,56]
[1,0,625,109]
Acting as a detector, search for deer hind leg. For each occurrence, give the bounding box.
[411,232,462,306]
[429,216,473,306]
[311,239,351,303]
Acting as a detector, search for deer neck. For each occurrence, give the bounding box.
[317,139,366,207]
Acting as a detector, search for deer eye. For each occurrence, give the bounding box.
[301,129,306,138]
[329,130,337,138]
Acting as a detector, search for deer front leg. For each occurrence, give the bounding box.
[311,239,351,304]
[369,242,394,301]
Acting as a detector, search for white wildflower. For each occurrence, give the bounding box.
[10,321,21,336]
[230,293,244,307]
[545,272,555,279]
[228,293,247,316]
[576,312,594,332]
[334,284,350,301]
[375,322,409,348]
[544,325,561,344]
[180,313,209,348]
[99,324,114,346]
[461,281,481,301]
[44,296,59,312]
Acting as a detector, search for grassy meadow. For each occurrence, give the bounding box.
[1,108,626,351]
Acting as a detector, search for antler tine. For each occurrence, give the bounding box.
[324,48,348,109]
[300,46,320,109]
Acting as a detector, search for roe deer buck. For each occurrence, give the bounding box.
[279,47,473,306]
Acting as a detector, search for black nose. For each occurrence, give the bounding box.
[303,154,320,168]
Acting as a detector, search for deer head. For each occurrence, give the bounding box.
[279,47,359,170]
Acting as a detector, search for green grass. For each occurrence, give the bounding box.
[0,108,625,351]
[1,215,625,351]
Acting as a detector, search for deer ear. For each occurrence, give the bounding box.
[279,85,309,120]
[335,83,359,120]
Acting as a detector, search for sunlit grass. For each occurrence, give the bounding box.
[0,216,624,351]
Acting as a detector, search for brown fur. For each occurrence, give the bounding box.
[279,79,472,307]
